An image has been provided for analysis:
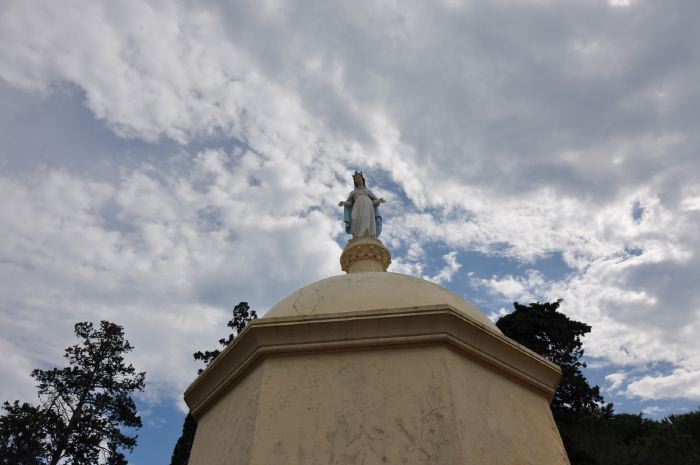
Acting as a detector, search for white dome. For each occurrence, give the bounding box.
[264,272,500,333]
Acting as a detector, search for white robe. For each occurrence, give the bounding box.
[350,190,376,238]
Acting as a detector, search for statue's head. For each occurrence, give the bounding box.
[353,171,366,188]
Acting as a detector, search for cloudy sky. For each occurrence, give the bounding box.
[2,0,700,462]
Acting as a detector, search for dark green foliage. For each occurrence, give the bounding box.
[169,413,197,465]
[496,300,608,416]
[496,300,610,461]
[668,409,700,450]
[565,413,700,465]
[496,301,700,465]
[0,321,145,465]
[192,302,258,374]
[170,301,257,465]
[0,401,57,465]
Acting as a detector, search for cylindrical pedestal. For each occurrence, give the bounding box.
[340,237,392,273]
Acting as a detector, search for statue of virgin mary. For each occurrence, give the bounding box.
[338,171,385,238]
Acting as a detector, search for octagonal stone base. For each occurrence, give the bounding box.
[185,307,570,465]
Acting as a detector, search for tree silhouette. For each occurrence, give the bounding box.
[496,300,607,416]
[0,321,145,465]
[496,301,700,465]
[170,301,257,465]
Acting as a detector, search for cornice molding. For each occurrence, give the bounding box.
[184,305,562,419]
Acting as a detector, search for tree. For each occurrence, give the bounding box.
[169,301,257,465]
[495,301,700,465]
[668,409,700,451]
[496,300,610,464]
[496,300,608,416]
[0,401,56,465]
[0,321,145,465]
[169,413,197,465]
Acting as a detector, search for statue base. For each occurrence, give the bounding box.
[340,237,391,273]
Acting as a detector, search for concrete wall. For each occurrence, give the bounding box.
[188,365,264,465]
[189,344,569,465]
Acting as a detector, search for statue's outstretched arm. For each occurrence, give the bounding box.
[339,191,355,207]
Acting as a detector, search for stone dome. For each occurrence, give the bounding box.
[264,272,501,333]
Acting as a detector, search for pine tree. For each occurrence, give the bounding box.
[0,401,56,465]
[496,300,610,464]
[192,301,258,374]
[496,300,607,416]
[0,320,145,465]
[169,413,197,465]
[497,301,700,465]
[170,301,257,465]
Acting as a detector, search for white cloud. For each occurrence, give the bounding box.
[605,373,627,394]
[641,405,666,418]
[476,270,547,303]
[609,0,633,7]
[626,367,700,401]
[428,251,462,285]
[1,0,700,406]
[0,151,344,405]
